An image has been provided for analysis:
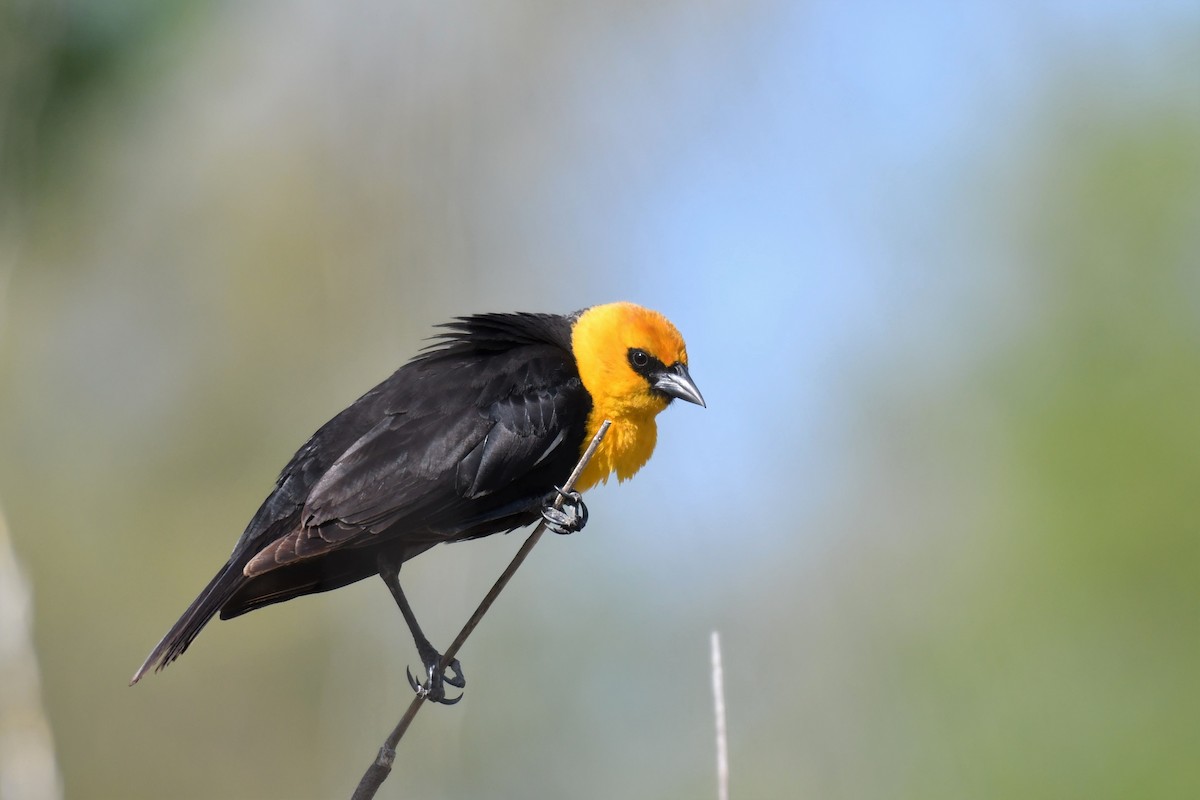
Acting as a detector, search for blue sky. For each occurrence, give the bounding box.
[501,0,1200,564]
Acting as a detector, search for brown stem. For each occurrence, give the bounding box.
[351,420,612,800]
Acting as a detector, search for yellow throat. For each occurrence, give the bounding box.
[569,302,690,491]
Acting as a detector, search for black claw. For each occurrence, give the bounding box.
[552,485,580,503]
[407,656,467,704]
[542,487,588,535]
[443,659,466,689]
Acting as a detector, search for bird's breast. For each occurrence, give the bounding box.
[574,412,659,492]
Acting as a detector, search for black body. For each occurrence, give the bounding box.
[138,312,590,677]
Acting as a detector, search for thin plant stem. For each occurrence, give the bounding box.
[351,420,612,800]
[712,630,729,800]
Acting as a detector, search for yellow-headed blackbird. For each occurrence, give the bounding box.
[131,302,704,701]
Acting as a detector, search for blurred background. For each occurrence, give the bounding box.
[2,1,1198,798]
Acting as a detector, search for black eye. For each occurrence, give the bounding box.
[629,349,650,369]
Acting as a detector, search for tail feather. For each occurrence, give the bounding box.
[129,562,245,685]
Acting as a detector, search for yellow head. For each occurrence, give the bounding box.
[570,302,704,488]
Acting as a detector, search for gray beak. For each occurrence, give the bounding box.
[653,363,706,408]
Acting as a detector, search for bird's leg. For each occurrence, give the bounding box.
[541,487,588,535]
[376,553,465,705]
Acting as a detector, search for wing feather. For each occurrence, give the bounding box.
[243,346,588,576]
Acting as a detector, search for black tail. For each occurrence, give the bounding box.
[129,561,245,685]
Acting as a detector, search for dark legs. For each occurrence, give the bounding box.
[375,487,587,705]
[377,553,465,705]
[541,488,588,535]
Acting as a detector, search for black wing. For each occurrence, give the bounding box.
[242,343,590,575]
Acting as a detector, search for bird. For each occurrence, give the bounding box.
[131,301,704,702]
